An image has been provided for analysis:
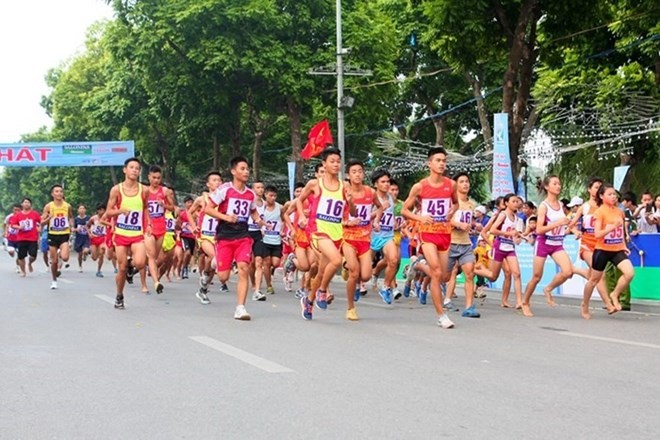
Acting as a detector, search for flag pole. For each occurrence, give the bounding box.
[336,0,345,178]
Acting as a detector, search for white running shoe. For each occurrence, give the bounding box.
[234,305,251,321]
[437,314,455,329]
[50,281,58,290]
[252,291,266,301]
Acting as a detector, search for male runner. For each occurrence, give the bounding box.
[87,203,108,277]
[370,169,399,304]
[248,181,267,300]
[401,146,457,329]
[73,204,91,272]
[105,157,149,309]
[4,204,21,272]
[42,185,74,290]
[143,165,176,293]
[204,156,267,320]
[178,196,196,279]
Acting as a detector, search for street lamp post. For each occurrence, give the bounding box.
[336,0,345,176]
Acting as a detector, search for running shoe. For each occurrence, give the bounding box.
[371,275,378,291]
[316,290,328,310]
[284,253,296,273]
[266,286,275,295]
[393,288,402,300]
[341,266,349,281]
[196,289,210,305]
[295,288,307,299]
[219,282,229,293]
[50,281,58,290]
[419,290,427,305]
[252,291,266,301]
[283,275,292,292]
[345,308,359,321]
[461,306,481,318]
[300,296,313,320]
[437,314,455,329]
[403,284,411,298]
[114,295,125,309]
[155,282,164,295]
[474,288,487,299]
[353,288,361,303]
[326,293,334,305]
[234,305,251,321]
[359,282,368,296]
[78,265,83,273]
[443,300,460,312]
[182,266,189,279]
[95,272,104,278]
[379,288,392,305]
[414,280,422,297]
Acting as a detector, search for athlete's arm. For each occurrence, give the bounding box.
[105,186,125,218]
[41,203,51,224]
[249,207,267,229]
[296,180,318,227]
[447,180,459,219]
[401,183,430,224]
[594,211,622,239]
[370,189,384,226]
[490,212,511,237]
[163,188,176,213]
[186,196,204,233]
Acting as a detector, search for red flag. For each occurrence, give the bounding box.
[301,120,334,160]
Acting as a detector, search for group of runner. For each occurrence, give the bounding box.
[2,146,637,325]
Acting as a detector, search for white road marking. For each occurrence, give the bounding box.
[190,336,294,373]
[94,294,116,305]
[58,278,74,284]
[558,331,660,350]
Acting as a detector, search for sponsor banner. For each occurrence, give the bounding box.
[0,141,135,167]
[492,113,515,198]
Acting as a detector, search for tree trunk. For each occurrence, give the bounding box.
[432,117,446,146]
[212,134,220,171]
[109,166,118,185]
[287,98,304,182]
[466,72,492,147]
[252,131,263,181]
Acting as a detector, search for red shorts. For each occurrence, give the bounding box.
[579,243,595,261]
[149,231,166,240]
[419,233,451,252]
[91,236,106,247]
[150,220,166,238]
[105,232,114,249]
[282,242,293,257]
[295,228,310,250]
[113,234,145,248]
[343,239,371,257]
[311,232,342,252]
[215,237,253,272]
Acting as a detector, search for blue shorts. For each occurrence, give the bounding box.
[74,234,90,253]
[371,235,394,253]
[40,236,49,253]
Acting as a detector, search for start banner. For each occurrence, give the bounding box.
[0,141,135,167]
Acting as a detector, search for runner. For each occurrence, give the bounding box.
[158,207,178,282]
[86,203,108,277]
[521,175,574,317]
[104,157,149,309]
[370,169,399,304]
[581,183,630,318]
[247,181,266,301]
[401,146,457,329]
[10,198,42,277]
[473,193,524,309]
[297,148,353,320]
[252,185,288,300]
[178,196,196,279]
[41,185,74,290]
[281,183,305,292]
[341,159,383,320]
[73,204,91,272]
[5,204,21,272]
[143,165,176,294]
[447,172,480,317]
[204,156,267,320]
[190,172,222,305]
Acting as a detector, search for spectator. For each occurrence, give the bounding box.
[560,198,571,216]
[621,191,638,235]
[633,191,658,233]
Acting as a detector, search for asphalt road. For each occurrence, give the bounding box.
[2,255,659,439]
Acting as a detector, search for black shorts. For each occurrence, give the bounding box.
[17,241,38,260]
[182,237,196,253]
[74,234,90,252]
[48,234,70,248]
[249,231,264,255]
[592,249,628,272]
[256,243,282,259]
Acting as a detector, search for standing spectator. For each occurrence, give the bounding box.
[621,192,638,235]
[633,191,657,233]
[566,196,583,222]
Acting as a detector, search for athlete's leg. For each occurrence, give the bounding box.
[522,256,548,317]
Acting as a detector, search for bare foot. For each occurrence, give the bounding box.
[580,303,592,320]
[141,287,149,294]
[543,288,556,307]
[501,303,511,308]
[515,303,523,310]
[28,262,34,273]
[521,304,534,317]
[607,304,619,315]
[610,296,622,311]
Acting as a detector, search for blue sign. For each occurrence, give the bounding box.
[0,141,135,167]
[492,113,515,198]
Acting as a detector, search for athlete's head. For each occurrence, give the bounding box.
[264,185,277,205]
[205,171,222,191]
[50,184,64,201]
[587,176,603,198]
[95,203,106,214]
[503,193,519,210]
[314,163,325,179]
[252,180,265,197]
[21,198,32,210]
[346,159,364,185]
[427,146,448,175]
[294,182,304,198]
[371,169,391,193]
[229,156,250,184]
[540,175,561,196]
[597,183,617,207]
[77,205,86,216]
[528,216,537,228]
[123,157,142,181]
[522,201,536,216]
[183,195,194,208]
[453,172,470,194]
[148,165,162,186]
[389,179,399,199]
[320,148,341,176]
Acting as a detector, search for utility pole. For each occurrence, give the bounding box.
[309,0,371,177]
